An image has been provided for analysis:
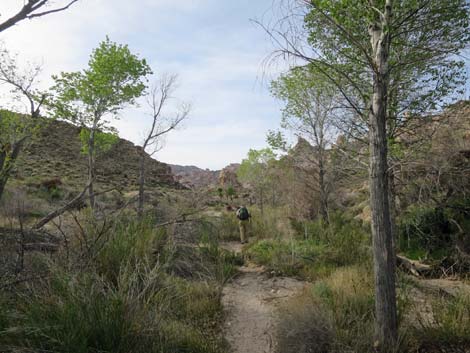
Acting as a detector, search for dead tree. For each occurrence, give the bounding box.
[0,0,79,33]
[137,74,189,218]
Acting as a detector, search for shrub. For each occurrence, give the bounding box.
[0,213,229,353]
[399,205,453,257]
[245,213,370,279]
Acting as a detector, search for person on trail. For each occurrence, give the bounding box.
[236,206,251,244]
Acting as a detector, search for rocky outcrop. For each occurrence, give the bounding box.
[169,165,219,188]
[218,163,241,188]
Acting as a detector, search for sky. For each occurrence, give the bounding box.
[0,0,289,170]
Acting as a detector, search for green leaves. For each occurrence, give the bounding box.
[79,128,119,156]
[304,0,470,118]
[48,37,152,127]
[237,148,277,190]
[47,37,152,163]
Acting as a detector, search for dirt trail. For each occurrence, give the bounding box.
[221,241,307,353]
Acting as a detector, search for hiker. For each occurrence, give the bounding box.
[236,206,251,244]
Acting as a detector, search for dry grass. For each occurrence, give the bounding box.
[277,290,333,353]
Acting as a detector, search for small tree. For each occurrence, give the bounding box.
[237,148,276,216]
[48,37,152,209]
[271,66,341,222]
[0,46,45,201]
[225,185,236,201]
[137,74,189,218]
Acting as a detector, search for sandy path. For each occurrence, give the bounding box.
[221,242,306,353]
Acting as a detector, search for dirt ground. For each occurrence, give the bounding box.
[221,241,307,353]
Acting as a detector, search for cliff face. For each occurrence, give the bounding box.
[218,163,241,188]
[14,119,179,191]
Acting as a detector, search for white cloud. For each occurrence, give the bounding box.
[0,0,286,169]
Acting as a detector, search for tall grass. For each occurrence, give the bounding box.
[245,213,371,279]
[0,215,231,353]
[411,290,470,349]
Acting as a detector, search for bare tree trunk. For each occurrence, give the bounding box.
[137,150,146,219]
[368,2,398,347]
[87,126,96,210]
[259,188,264,217]
[32,182,89,230]
[318,157,329,223]
[0,141,25,201]
[388,166,398,248]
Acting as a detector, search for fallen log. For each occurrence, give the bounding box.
[396,254,433,277]
[23,242,59,252]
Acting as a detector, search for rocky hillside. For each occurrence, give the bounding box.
[13,119,179,192]
[169,164,219,188]
[170,163,241,189]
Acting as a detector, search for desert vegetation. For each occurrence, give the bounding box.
[1,1,470,353]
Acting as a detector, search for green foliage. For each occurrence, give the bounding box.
[0,215,228,353]
[47,36,152,169]
[48,37,152,127]
[0,110,38,144]
[79,128,119,155]
[246,213,370,279]
[237,148,276,183]
[237,148,277,209]
[225,185,236,200]
[266,129,288,152]
[303,0,470,117]
[270,65,337,135]
[398,203,469,259]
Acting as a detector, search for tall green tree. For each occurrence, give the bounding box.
[237,148,276,215]
[263,0,470,347]
[48,37,152,209]
[271,66,341,222]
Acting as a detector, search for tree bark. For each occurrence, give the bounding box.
[137,150,146,219]
[388,166,398,248]
[368,1,398,348]
[0,140,25,201]
[32,182,89,230]
[87,125,97,210]
[318,157,329,223]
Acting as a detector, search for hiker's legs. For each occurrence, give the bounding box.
[239,220,247,243]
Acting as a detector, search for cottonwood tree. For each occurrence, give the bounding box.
[48,37,152,210]
[0,46,46,201]
[237,148,277,216]
[137,74,189,218]
[260,0,470,347]
[271,66,341,222]
[0,0,79,33]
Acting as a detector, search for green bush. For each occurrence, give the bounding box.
[0,215,229,353]
[246,213,370,279]
[399,206,452,257]
[398,201,470,261]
